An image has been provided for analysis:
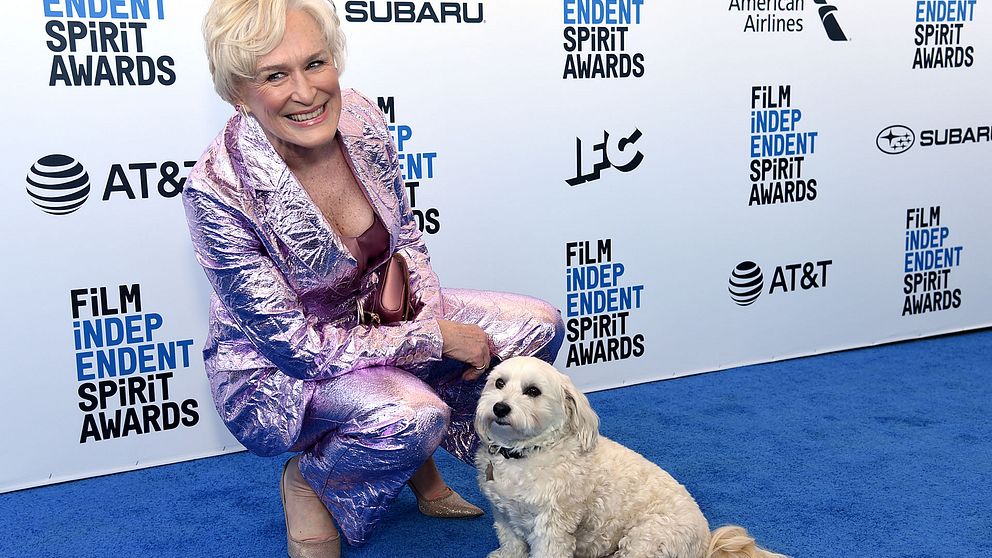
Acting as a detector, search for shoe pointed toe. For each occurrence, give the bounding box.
[412,485,485,519]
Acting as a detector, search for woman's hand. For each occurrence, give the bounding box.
[437,319,491,381]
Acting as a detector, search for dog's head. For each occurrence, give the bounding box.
[475,356,599,453]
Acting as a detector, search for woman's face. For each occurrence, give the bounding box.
[237,9,342,161]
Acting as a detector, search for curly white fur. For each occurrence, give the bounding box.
[474,357,787,558]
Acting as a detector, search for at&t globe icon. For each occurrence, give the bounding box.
[729,261,764,306]
[25,154,91,215]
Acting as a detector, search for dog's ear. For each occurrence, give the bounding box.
[560,372,599,452]
[473,407,489,444]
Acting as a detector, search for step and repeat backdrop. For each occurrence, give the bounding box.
[2,0,990,492]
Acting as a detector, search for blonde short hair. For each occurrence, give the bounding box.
[203,0,346,104]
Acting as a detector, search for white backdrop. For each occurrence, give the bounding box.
[2,0,989,492]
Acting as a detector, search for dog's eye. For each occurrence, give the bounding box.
[524,386,541,397]
[495,378,505,389]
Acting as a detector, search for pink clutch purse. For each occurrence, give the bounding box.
[365,253,413,325]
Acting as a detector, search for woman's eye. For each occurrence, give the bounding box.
[264,72,285,82]
[524,386,541,398]
[494,378,505,389]
[307,60,325,70]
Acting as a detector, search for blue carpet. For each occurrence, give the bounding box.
[2,329,990,558]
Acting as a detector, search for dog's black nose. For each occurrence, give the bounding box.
[493,402,511,418]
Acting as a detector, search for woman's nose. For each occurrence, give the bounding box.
[289,73,317,105]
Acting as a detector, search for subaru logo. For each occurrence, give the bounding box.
[877,125,916,155]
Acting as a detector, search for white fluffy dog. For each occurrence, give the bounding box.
[474,356,787,558]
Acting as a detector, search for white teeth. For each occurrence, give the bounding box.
[287,105,324,122]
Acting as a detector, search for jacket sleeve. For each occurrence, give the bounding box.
[182,171,443,381]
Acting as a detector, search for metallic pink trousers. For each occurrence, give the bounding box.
[287,288,563,545]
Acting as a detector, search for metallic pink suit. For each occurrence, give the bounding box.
[182,89,564,545]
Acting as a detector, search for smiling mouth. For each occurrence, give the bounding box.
[286,104,325,122]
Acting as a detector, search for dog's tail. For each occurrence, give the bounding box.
[707,525,788,558]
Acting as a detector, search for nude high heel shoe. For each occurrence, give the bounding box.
[407,481,484,519]
[281,456,341,558]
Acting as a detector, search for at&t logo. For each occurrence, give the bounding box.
[25,154,195,216]
[26,154,91,215]
[729,261,763,306]
[729,259,833,306]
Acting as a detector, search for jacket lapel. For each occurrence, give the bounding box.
[230,112,356,285]
[227,93,403,286]
[337,93,403,254]
[338,134,401,255]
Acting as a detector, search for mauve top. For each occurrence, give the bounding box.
[339,213,390,277]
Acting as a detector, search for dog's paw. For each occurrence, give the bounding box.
[488,548,528,558]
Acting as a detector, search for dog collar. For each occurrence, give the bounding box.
[484,442,542,482]
[487,444,531,459]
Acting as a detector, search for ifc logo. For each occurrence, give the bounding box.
[876,125,915,155]
[26,154,91,215]
[729,261,764,306]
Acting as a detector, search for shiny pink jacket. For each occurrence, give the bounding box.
[182,89,444,454]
